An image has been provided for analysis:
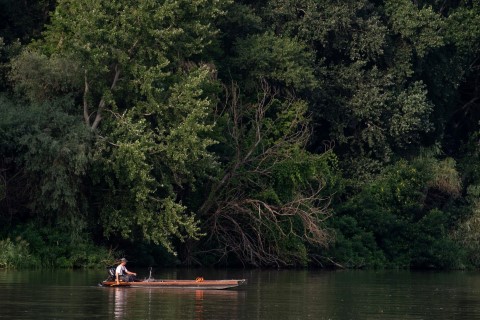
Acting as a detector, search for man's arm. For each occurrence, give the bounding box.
[126,269,136,276]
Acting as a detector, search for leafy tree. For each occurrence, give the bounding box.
[91,67,218,251]
[8,0,230,251]
[0,95,91,233]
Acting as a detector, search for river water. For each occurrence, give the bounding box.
[1,268,480,319]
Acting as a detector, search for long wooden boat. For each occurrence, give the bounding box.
[100,279,246,290]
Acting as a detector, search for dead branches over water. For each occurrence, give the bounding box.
[198,80,332,267]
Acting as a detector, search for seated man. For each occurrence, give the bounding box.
[115,258,137,283]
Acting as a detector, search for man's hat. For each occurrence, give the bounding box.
[120,258,128,262]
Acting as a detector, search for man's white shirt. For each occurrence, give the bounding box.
[116,265,128,275]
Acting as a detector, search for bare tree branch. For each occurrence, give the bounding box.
[91,65,121,131]
[196,79,332,267]
[83,70,90,127]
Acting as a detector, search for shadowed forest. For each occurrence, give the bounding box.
[0,0,479,269]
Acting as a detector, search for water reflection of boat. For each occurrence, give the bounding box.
[124,287,245,297]
[100,279,246,290]
[112,287,129,320]
[108,286,244,320]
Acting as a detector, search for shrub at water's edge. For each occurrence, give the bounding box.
[0,225,116,269]
[325,154,468,269]
[0,237,37,269]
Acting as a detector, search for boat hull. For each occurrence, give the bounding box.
[100,279,246,290]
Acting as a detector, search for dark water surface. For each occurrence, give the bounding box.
[1,268,480,319]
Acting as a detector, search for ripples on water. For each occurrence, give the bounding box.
[1,269,480,319]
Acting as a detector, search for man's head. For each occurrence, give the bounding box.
[120,258,127,265]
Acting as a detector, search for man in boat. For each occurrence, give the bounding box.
[115,258,137,284]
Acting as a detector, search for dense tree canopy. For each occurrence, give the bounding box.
[0,0,479,268]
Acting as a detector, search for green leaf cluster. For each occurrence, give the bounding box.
[331,155,465,269]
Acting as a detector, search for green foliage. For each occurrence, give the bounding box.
[35,0,230,112]
[92,66,217,251]
[12,224,116,268]
[258,0,477,172]
[452,135,480,267]
[453,185,480,267]
[330,155,465,269]
[261,0,438,166]
[445,2,480,54]
[0,237,37,269]
[427,157,462,197]
[328,216,386,269]
[0,95,91,234]
[10,49,81,102]
[232,32,317,90]
[412,209,465,269]
[265,0,388,64]
[385,0,445,57]
[8,0,228,253]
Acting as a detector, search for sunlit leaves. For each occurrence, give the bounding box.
[10,50,81,102]
[92,66,217,250]
[385,0,445,57]
[233,32,317,90]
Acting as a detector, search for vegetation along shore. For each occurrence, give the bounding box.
[0,0,479,270]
